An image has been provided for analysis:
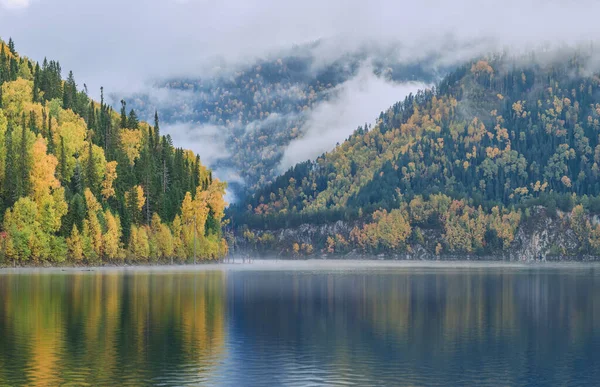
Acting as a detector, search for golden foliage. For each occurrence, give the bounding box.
[351,209,411,252]
[129,225,150,260]
[103,210,122,260]
[0,110,6,185]
[67,225,84,261]
[471,60,494,75]
[1,78,33,119]
[120,129,143,166]
[489,207,521,248]
[30,137,60,204]
[101,161,118,200]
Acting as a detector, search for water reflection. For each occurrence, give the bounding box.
[0,266,599,386]
[0,271,226,386]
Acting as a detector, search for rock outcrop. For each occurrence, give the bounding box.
[233,207,600,261]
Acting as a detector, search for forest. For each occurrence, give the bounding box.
[0,38,228,265]
[230,48,600,257]
[124,42,444,198]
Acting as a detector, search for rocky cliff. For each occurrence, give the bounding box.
[233,207,600,261]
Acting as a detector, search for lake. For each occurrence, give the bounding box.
[0,261,599,386]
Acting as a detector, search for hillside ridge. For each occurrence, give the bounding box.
[231,48,600,259]
[0,38,227,265]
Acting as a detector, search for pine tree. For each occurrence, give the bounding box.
[59,136,68,184]
[63,70,77,110]
[154,111,160,150]
[127,109,139,129]
[120,100,127,129]
[32,63,40,102]
[0,47,7,85]
[7,38,15,55]
[47,114,54,154]
[28,111,37,135]
[127,185,140,225]
[16,116,30,199]
[9,57,18,81]
[3,124,15,205]
[86,140,97,193]
[72,162,84,195]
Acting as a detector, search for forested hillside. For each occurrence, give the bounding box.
[231,48,600,257]
[123,42,444,197]
[0,38,228,265]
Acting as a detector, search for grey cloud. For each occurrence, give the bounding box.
[162,122,230,166]
[163,121,241,202]
[2,0,600,99]
[279,66,426,170]
[3,0,600,197]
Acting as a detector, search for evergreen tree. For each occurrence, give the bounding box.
[154,111,160,150]
[120,100,127,129]
[127,109,139,129]
[32,63,40,102]
[0,39,230,264]
[63,70,77,110]
[16,116,30,199]
[28,111,37,135]
[7,38,15,55]
[86,140,97,193]
[3,124,15,205]
[59,136,68,184]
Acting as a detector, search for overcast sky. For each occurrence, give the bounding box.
[1,0,600,96]
[3,0,600,191]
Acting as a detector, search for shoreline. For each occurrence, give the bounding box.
[2,259,600,274]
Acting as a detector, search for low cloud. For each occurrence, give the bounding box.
[163,122,243,203]
[279,66,426,170]
[162,122,230,167]
[3,0,600,98]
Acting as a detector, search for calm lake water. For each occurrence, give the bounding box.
[0,261,599,386]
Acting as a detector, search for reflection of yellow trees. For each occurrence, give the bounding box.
[313,271,600,360]
[233,270,600,384]
[0,271,226,385]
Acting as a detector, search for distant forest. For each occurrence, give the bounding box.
[124,42,444,198]
[231,48,600,256]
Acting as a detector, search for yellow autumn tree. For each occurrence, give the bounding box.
[171,214,186,260]
[443,202,488,253]
[0,109,7,185]
[30,137,60,203]
[30,136,67,234]
[103,209,122,260]
[83,188,103,259]
[53,120,87,181]
[1,78,33,119]
[120,129,143,166]
[129,225,150,260]
[489,207,521,248]
[179,192,199,257]
[67,225,84,261]
[151,213,174,259]
[351,209,411,252]
[101,161,118,200]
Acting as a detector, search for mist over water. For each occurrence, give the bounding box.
[1,262,599,386]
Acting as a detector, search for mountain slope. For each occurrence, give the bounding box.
[0,38,227,265]
[231,48,600,258]
[122,42,446,198]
